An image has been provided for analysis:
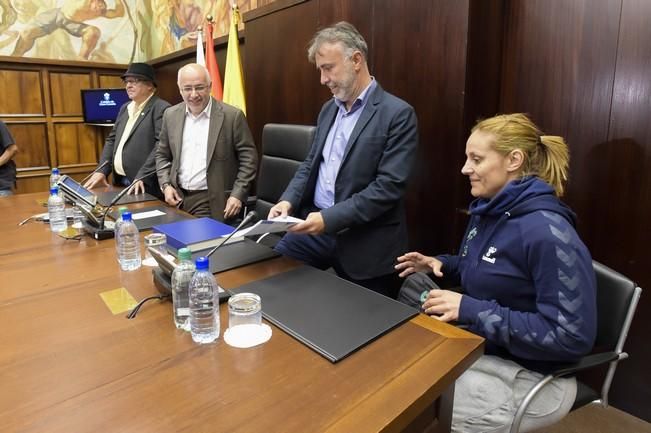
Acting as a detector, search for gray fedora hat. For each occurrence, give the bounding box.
[121,63,157,86]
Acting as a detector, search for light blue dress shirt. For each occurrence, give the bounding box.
[314,79,377,210]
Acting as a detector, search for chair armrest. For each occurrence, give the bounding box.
[246,195,257,207]
[552,351,620,378]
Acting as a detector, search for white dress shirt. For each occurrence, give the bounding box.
[178,99,212,190]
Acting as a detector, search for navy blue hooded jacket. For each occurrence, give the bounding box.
[437,176,597,373]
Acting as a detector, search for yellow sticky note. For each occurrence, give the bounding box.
[99,287,139,315]
[57,227,82,240]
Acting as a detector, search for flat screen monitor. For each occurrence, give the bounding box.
[81,88,129,125]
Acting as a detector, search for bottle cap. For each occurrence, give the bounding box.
[52,167,59,175]
[50,186,59,195]
[195,256,209,271]
[178,247,192,261]
[121,211,132,222]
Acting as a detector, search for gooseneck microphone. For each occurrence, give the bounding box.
[79,160,110,185]
[205,210,258,258]
[88,162,172,239]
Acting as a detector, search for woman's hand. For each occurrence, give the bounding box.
[422,290,462,322]
[395,252,444,278]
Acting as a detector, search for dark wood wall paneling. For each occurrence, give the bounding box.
[0,58,126,193]
[244,0,323,145]
[603,0,651,418]
[371,0,472,253]
[499,0,650,419]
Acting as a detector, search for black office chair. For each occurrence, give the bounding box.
[509,261,642,433]
[248,123,315,245]
[252,123,315,217]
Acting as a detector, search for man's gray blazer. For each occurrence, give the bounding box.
[155,98,258,221]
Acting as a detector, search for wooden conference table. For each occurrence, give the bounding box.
[0,192,483,433]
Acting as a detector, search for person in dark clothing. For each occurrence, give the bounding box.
[395,113,596,432]
[269,22,418,298]
[0,121,18,196]
[84,63,170,198]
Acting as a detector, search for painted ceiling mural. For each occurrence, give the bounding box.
[0,0,265,63]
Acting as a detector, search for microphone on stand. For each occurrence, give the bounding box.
[205,210,258,259]
[80,160,110,185]
[89,162,172,240]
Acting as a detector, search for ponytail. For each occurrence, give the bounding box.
[473,113,570,196]
[537,135,569,196]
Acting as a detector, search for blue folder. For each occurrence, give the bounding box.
[153,217,236,252]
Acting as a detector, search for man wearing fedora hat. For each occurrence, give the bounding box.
[84,62,171,197]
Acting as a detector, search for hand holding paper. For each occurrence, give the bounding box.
[287,211,324,235]
[234,215,304,237]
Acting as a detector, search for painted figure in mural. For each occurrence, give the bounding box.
[146,0,223,57]
[169,0,203,47]
[0,0,17,34]
[11,0,125,59]
[0,0,18,49]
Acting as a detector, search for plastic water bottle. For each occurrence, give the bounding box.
[171,248,195,331]
[49,167,60,189]
[189,256,220,343]
[117,211,141,271]
[49,168,63,197]
[113,206,129,262]
[47,187,67,232]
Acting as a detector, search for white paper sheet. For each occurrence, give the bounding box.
[132,209,166,220]
[234,215,304,237]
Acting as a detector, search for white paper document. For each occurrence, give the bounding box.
[234,216,304,237]
[131,209,166,220]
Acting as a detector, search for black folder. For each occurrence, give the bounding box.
[95,190,158,206]
[230,266,418,362]
[109,205,191,231]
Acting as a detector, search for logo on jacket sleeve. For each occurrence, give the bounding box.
[462,226,478,257]
[481,246,498,264]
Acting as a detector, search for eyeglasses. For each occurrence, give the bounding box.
[123,78,142,85]
[180,85,210,94]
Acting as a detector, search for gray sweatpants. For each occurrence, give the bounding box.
[452,355,576,433]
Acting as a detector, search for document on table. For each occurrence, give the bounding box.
[131,209,166,220]
[235,216,304,237]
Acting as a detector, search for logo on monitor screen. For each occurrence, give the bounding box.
[98,92,117,107]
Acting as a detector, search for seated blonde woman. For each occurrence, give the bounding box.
[395,113,597,433]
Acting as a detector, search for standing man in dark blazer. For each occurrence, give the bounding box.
[155,63,257,222]
[84,62,170,198]
[268,22,419,297]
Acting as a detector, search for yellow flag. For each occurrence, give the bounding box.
[223,6,246,115]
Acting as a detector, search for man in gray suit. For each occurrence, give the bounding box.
[84,62,170,198]
[155,63,257,222]
[269,22,418,297]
